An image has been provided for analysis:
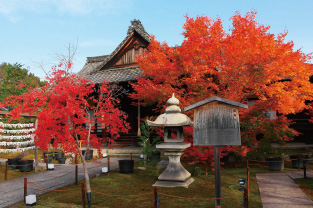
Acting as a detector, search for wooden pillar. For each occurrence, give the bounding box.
[154,187,158,208]
[5,161,7,181]
[24,178,27,203]
[34,119,39,173]
[108,156,110,175]
[45,155,48,170]
[214,146,221,208]
[137,102,141,136]
[75,164,78,185]
[303,159,306,178]
[247,160,250,196]
[244,188,249,208]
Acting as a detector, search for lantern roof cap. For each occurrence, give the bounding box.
[147,94,192,127]
[184,96,248,112]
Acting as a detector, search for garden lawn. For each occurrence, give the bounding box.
[0,149,97,164]
[11,162,268,208]
[0,164,45,182]
[0,150,48,162]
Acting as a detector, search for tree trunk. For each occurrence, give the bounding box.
[77,146,91,197]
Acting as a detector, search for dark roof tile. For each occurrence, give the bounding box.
[86,66,143,83]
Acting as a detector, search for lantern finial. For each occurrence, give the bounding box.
[167,93,179,106]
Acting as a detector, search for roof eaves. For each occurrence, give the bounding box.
[184,96,248,112]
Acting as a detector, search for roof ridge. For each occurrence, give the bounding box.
[87,55,109,63]
[127,19,150,41]
[102,66,140,72]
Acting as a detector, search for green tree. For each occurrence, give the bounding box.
[0,63,45,102]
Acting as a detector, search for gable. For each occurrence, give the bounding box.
[102,32,149,70]
[77,19,150,82]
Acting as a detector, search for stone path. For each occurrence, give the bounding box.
[256,171,313,208]
[0,157,131,207]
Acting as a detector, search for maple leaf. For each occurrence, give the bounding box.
[131,11,313,168]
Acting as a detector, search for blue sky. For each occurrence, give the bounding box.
[1,0,313,80]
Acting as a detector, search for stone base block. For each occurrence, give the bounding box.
[152,177,194,188]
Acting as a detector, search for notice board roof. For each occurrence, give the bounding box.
[184,96,248,112]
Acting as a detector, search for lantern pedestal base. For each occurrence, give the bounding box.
[152,177,194,188]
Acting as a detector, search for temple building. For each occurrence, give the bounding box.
[77,20,153,145]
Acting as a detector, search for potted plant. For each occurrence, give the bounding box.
[289,150,311,169]
[263,148,286,171]
[265,156,285,171]
[58,158,66,164]
[7,158,21,170]
[118,159,135,173]
[19,159,33,172]
[54,150,65,160]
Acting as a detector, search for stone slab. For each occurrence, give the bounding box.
[152,177,194,188]
[256,172,313,208]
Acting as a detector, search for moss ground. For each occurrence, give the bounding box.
[10,161,269,208]
[0,164,45,182]
[5,154,313,207]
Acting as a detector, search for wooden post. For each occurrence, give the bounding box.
[108,156,110,175]
[75,164,78,185]
[247,160,250,197]
[45,155,48,170]
[138,102,141,136]
[244,188,249,208]
[35,146,39,173]
[81,182,86,208]
[24,178,27,203]
[131,153,132,160]
[5,161,8,181]
[214,146,221,208]
[75,154,78,164]
[154,187,158,208]
[303,160,307,179]
[34,119,39,173]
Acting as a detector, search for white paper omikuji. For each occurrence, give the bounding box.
[0,123,34,128]
[0,146,35,153]
[0,128,35,134]
[0,134,33,140]
[0,140,34,146]
[0,122,36,153]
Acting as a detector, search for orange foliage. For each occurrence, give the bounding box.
[131,11,313,165]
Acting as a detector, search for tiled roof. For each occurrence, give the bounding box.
[86,66,143,83]
[77,58,105,77]
[77,19,150,79]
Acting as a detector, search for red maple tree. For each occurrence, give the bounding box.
[131,11,313,167]
[2,60,129,201]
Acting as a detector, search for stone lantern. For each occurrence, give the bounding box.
[147,94,194,188]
